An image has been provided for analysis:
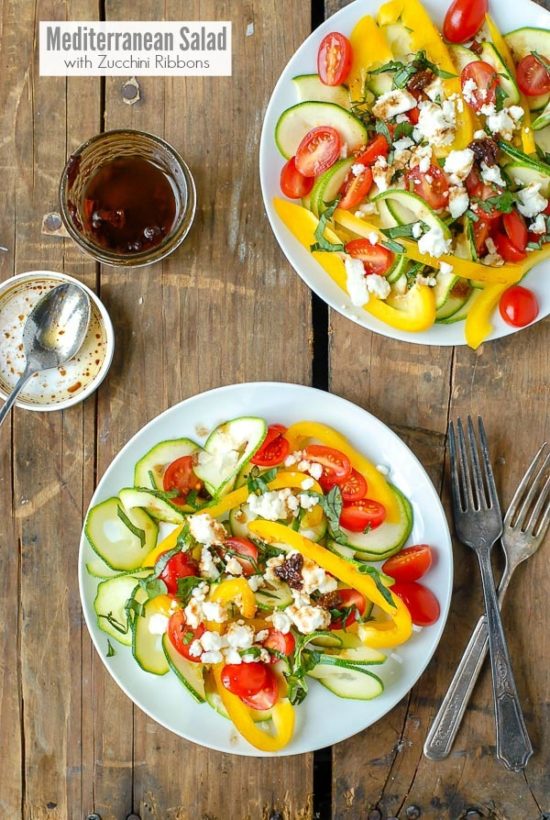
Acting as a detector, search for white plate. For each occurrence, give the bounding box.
[259,0,550,346]
[79,382,452,756]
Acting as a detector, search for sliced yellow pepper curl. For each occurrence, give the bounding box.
[213,665,295,752]
[347,15,393,101]
[465,283,510,351]
[205,470,322,519]
[209,578,256,621]
[285,421,399,523]
[249,521,413,649]
[141,524,183,568]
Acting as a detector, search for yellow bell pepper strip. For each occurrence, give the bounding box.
[333,208,525,285]
[204,470,322,519]
[377,0,404,26]
[209,578,257,619]
[146,593,173,618]
[464,283,509,350]
[485,14,536,155]
[366,284,436,332]
[141,524,183,568]
[357,598,413,648]
[348,15,394,101]
[213,665,295,752]
[285,421,399,522]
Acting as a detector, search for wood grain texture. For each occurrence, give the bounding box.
[325,1,550,818]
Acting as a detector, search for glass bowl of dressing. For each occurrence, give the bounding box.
[59,129,196,267]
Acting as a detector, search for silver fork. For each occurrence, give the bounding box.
[444,416,533,772]
[425,442,549,762]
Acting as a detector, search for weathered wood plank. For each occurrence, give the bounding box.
[90,2,315,818]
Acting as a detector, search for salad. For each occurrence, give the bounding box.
[84,416,440,752]
[272,0,550,347]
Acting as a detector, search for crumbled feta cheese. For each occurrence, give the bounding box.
[395,112,409,123]
[184,598,203,629]
[247,488,297,520]
[485,107,519,141]
[269,610,292,634]
[345,255,369,306]
[376,464,390,476]
[486,237,497,255]
[247,574,264,592]
[448,185,469,219]
[225,556,243,576]
[367,231,379,246]
[483,252,504,267]
[309,462,323,480]
[225,622,254,649]
[480,162,505,187]
[530,214,546,234]
[189,639,203,658]
[372,155,393,192]
[516,183,548,218]
[291,589,312,607]
[201,650,224,664]
[417,100,456,146]
[301,477,314,490]
[148,613,169,635]
[474,129,487,139]
[243,648,271,664]
[354,201,377,217]
[298,492,318,510]
[366,273,391,299]
[255,629,269,643]
[439,261,454,275]
[264,555,285,584]
[417,224,452,258]
[201,600,228,623]
[287,604,331,634]
[444,149,474,182]
[199,546,221,580]
[192,582,209,601]
[412,222,423,239]
[351,163,366,176]
[372,89,416,120]
[425,77,445,102]
[284,450,302,467]
[200,630,224,652]
[393,136,414,156]
[223,647,242,664]
[508,105,524,122]
[416,274,437,287]
[301,557,338,595]
[189,513,227,546]
[461,77,478,106]
[286,494,299,513]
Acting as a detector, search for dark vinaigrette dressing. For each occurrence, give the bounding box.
[81,156,178,254]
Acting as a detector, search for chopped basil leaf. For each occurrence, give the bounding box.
[176,576,204,606]
[357,565,396,608]
[382,222,426,240]
[532,51,550,71]
[375,118,392,143]
[124,597,146,620]
[247,466,277,496]
[106,639,116,657]
[495,85,508,113]
[137,575,168,600]
[310,199,345,253]
[381,238,405,254]
[240,646,262,659]
[393,121,414,140]
[527,240,542,250]
[465,208,479,223]
[153,545,181,576]
[116,505,146,548]
[98,612,128,635]
[369,59,405,75]
[183,630,195,645]
[474,191,515,214]
[316,486,344,541]
[141,481,180,502]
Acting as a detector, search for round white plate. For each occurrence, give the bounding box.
[259,0,550,346]
[79,382,452,756]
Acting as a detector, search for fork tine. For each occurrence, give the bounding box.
[467,416,486,510]
[535,500,550,541]
[512,451,550,531]
[477,416,501,515]
[525,473,550,536]
[448,421,463,510]
[504,443,548,527]
[456,418,475,510]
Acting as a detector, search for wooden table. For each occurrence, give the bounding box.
[1,1,549,818]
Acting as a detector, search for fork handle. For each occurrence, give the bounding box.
[477,551,533,772]
[424,566,513,761]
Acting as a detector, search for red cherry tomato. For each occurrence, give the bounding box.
[159,551,199,594]
[516,54,550,97]
[339,168,373,210]
[461,61,498,112]
[280,157,315,199]
[221,537,259,577]
[303,444,352,491]
[251,424,290,467]
[499,285,539,327]
[340,468,367,502]
[405,165,449,211]
[390,581,440,626]
[465,168,502,222]
[503,210,528,253]
[263,628,296,660]
[494,232,527,263]
[340,498,386,533]
[317,32,353,86]
[344,238,395,276]
[382,545,433,583]
[163,455,202,506]
[443,0,487,42]
[240,667,279,710]
[330,588,367,629]
[407,106,420,125]
[354,135,390,166]
[472,217,491,255]
[295,126,342,178]
[167,610,205,662]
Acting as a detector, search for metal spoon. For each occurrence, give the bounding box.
[0,282,90,426]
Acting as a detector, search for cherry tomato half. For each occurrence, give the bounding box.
[163,455,202,506]
[340,498,386,533]
[499,285,539,327]
[280,157,315,199]
[303,444,352,490]
[222,661,269,696]
[330,588,367,630]
[295,126,342,178]
[339,168,373,210]
[168,610,205,662]
[221,537,259,577]
[382,545,433,583]
[503,210,528,253]
[472,217,491,256]
[317,32,353,86]
[344,238,395,275]
[494,232,527,263]
[390,581,440,626]
[465,168,502,222]
[340,468,367,502]
[443,0,488,43]
[251,424,290,467]
[461,61,498,112]
[354,135,390,166]
[407,106,420,125]
[159,551,199,594]
[240,667,279,710]
[263,628,296,660]
[405,165,449,211]
[516,54,550,97]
